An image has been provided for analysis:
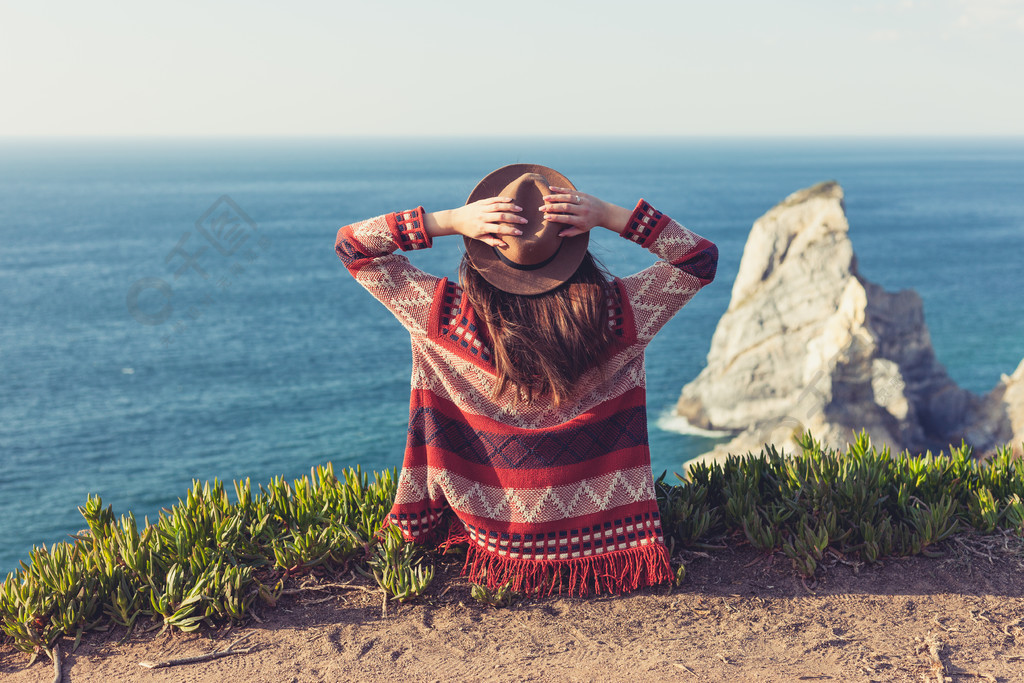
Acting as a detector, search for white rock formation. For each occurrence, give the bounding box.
[963,358,1024,457]
[674,181,1022,463]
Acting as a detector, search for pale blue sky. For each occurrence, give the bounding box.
[1,0,1022,137]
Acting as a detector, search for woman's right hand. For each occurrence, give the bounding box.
[541,187,632,236]
[428,197,527,249]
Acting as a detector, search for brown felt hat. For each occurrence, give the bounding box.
[463,164,590,295]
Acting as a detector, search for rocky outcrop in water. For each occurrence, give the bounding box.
[673,181,1022,463]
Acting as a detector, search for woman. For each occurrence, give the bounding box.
[335,164,718,596]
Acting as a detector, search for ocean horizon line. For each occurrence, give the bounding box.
[3,134,1024,145]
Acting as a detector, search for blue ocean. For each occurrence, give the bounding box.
[2,138,1023,573]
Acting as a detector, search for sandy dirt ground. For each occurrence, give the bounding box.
[3,533,1024,682]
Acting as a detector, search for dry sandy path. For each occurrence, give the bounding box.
[3,535,1023,682]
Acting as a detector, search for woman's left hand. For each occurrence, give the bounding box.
[426,197,526,248]
[541,187,608,237]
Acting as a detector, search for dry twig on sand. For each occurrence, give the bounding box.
[138,635,256,670]
[673,662,697,676]
[279,581,380,597]
[955,537,995,564]
[921,634,948,683]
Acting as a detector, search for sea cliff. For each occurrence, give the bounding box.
[673,182,1024,464]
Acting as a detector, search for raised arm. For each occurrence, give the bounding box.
[336,199,530,335]
[423,196,529,247]
[542,189,718,346]
[616,200,718,344]
[335,208,440,336]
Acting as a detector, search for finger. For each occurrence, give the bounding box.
[480,235,508,248]
[558,227,586,237]
[545,212,584,226]
[484,211,528,224]
[484,202,523,213]
[541,194,577,205]
[544,190,586,202]
[541,202,580,214]
[486,224,524,236]
[541,210,572,221]
[485,196,515,204]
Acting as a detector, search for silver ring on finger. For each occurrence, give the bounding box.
[574,195,580,204]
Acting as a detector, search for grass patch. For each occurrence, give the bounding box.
[657,431,1024,576]
[2,431,1023,665]
[0,464,431,664]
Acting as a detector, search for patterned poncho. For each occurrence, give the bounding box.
[335,200,718,595]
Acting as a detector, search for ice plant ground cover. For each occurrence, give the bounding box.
[2,431,1023,668]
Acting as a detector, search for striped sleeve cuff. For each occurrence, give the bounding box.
[620,199,670,248]
[386,206,432,251]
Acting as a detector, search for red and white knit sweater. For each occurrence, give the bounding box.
[335,200,718,595]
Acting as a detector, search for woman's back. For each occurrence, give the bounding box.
[335,165,718,595]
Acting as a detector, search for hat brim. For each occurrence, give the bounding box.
[463,164,590,296]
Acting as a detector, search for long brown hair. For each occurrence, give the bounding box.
[459,251,617,408]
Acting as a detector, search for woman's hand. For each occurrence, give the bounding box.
[541,188,628,236]
[426,197,526,249]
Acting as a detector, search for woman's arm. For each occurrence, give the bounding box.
[335,209,440,336]
[335,199,536,335]
[541,188,719,346]
[540,187,717,284]
[423,197,528,248]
